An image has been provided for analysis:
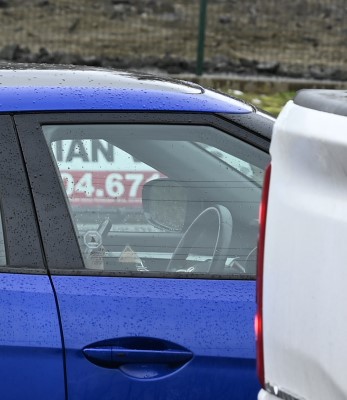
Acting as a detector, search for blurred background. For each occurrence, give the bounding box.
[0,0,346,113]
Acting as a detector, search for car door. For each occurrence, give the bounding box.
[15,112,270,400]
[0,116,65,399]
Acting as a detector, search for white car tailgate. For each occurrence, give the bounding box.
[262,92,347,400]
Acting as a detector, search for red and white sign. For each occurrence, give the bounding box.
[52,139,163,207]
[60,170,161,207]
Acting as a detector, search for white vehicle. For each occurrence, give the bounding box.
[257,90,347,400]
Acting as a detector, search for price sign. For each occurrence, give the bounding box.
[60,170,161,206]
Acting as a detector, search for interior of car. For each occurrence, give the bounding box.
[43,123,269,278]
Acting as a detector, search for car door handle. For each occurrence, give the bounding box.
[83,346,193,367]
[83,338,194,378]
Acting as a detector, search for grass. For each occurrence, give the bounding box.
[224,89,296,117]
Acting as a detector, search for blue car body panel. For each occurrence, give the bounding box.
[0,68,252,113]
[0,65,270,399]
[51,276,259,400]
[0,274,65,400]
[0,86,252,113]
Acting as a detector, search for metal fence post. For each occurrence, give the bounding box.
[196,0,208,76]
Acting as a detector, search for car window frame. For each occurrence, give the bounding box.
[14,112,270,278]
[0,115,45,272]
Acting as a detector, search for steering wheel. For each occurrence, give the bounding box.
[167,205,233,274]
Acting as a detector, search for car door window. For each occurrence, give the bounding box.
[51,139,164,232]
[43,124,269,277]
[196,142,265,185]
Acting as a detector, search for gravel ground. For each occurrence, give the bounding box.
[0,0,346,79]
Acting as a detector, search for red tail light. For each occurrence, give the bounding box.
[256,163,271,388]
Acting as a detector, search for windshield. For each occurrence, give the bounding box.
[196,142,265,185]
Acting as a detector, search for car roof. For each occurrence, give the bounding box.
[0,63,253,114]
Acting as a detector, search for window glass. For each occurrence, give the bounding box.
[43,124,269,277]
[50,139,163,233]
[196,142,265,185]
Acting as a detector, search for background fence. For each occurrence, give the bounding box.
[0,0,346,80]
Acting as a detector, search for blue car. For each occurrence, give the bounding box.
[0,64,272,400]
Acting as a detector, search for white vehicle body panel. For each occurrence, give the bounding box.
[262,100,347,399]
